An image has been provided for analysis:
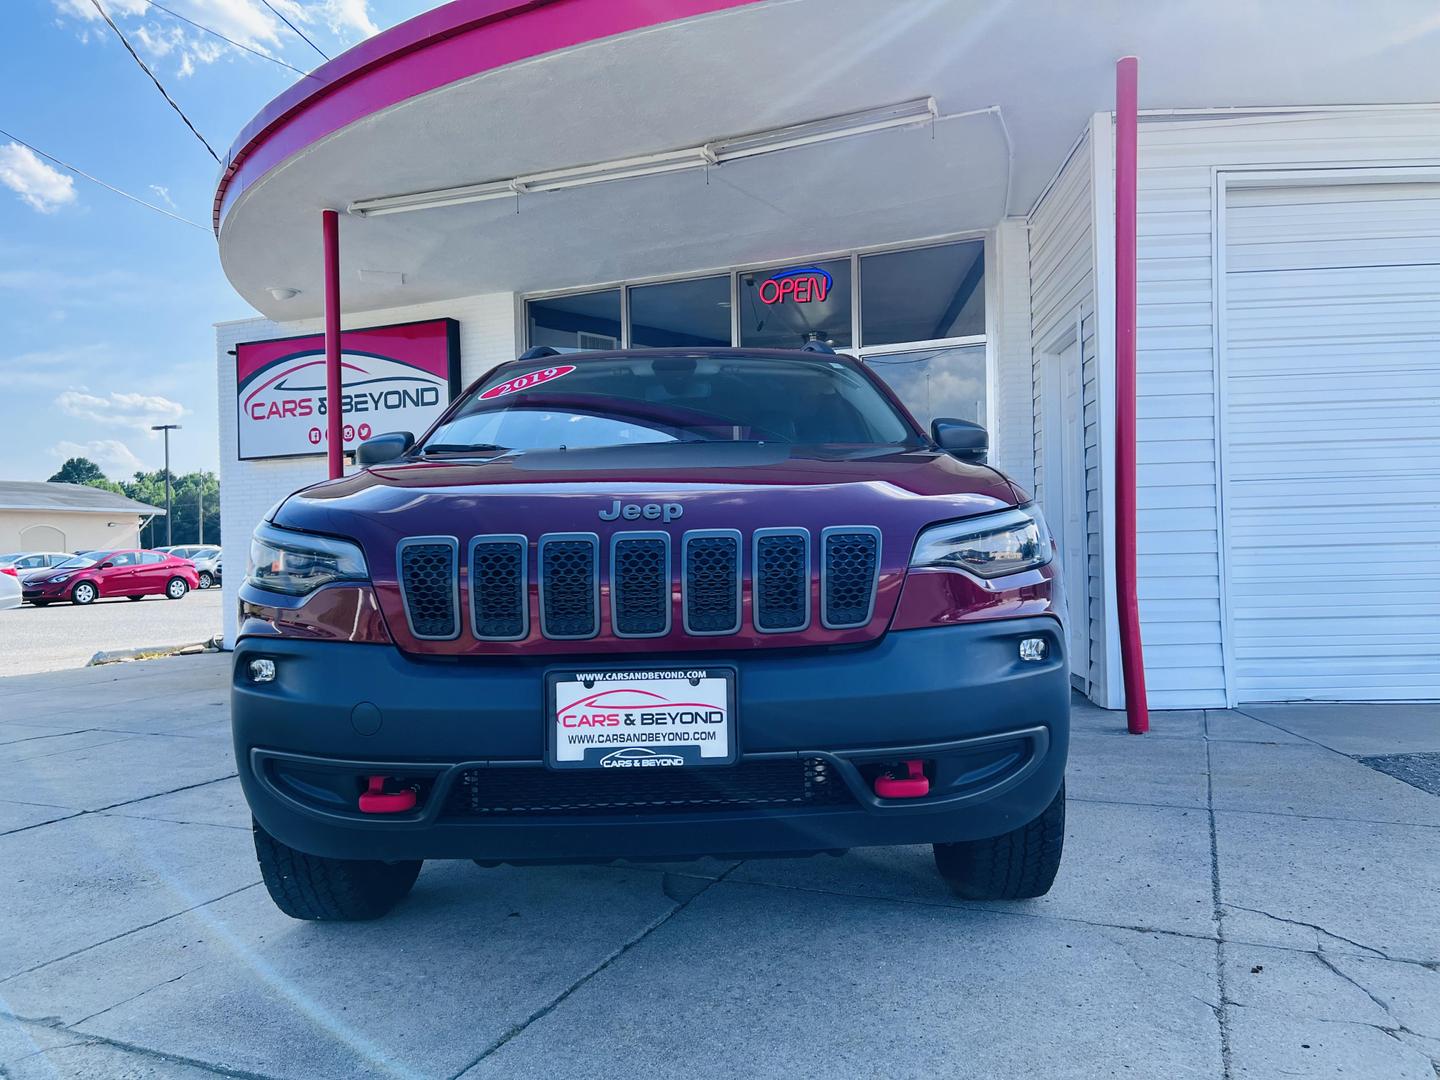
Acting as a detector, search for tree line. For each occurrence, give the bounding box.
[48,457,221,548]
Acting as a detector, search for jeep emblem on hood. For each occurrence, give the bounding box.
[598,500,683,523]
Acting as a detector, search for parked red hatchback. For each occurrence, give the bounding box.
[23,549,199,606]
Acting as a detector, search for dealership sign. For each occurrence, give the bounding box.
[758,266,833,305]
[235,319,459,460]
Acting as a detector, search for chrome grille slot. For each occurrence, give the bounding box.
[610,533,670,638]
[753,528,810,633]
[821,527,881,629]
[538,533,599,639]
[682,530,741,635]
[397,537,459,640]
[469,535,528,641]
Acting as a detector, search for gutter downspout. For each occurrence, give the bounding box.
[323,208,343,480]
[1115,56,1149,733]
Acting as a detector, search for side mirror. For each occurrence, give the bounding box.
[931,418,988,463]
[356,431,414,466]
[98,561,114,569]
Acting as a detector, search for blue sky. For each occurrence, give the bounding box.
[1,0,429,482]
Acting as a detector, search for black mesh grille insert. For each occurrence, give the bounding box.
[399,541,457,639]
[612,536,668,636]
[754,532,808,632]
[540,537,598,638]
[443,758,853,817]
[684,534,739,634]
[823,530,879,628]
[470,539,526,640]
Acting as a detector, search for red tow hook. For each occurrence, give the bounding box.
[358,775,417,814]
[874,760,930,799]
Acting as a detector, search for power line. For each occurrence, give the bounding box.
[0,127,209,231]
[142,0,321,81]
[258,0,330,61]
[88,0,221,164]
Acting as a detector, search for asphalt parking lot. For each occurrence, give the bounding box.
[1,656,1438,1079]
[1,588,222,676]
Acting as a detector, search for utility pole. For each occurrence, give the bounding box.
[151,424,181,546]
[198,487,204,545]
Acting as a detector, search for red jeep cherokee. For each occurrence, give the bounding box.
[235,346,1070,920]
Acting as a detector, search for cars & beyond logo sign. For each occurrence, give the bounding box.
[758,266,833,305]
[234,318,460,461]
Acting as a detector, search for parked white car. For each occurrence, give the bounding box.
[156,545,222,589]
[0,552,74,581]
[0,568,20,611]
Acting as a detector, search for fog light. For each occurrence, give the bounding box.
[248,658,276,683]
[1019,638,1048,662]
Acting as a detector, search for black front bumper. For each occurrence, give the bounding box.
[232,617,1069,862]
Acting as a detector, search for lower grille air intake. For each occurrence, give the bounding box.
[682,531,741,635]
[821,527,881,629]
[539,533,599,639]
[397,537,460,640]
[444,758,853,817]
[469,536,527,640]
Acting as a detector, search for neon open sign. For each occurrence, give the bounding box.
[758,266,833,305]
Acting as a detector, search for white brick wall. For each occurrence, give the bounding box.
[216,292,518,646]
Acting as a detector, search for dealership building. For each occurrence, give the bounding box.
[213,0,1440,709]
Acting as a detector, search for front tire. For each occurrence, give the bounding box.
[253,821,422,921]
[165,577,189,600]
[934,782,1065,900]
[71,581,97,606]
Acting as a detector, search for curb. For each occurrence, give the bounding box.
[87,637,222,667]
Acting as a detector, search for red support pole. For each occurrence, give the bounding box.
[322,208,343,480]
[1115,56,1149,734]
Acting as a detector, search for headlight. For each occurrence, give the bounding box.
[246,521,368,596]
[52,574,71,583]
[910,506,1052,579]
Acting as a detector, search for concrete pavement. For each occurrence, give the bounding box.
[1,588,222,676]
[1,655,1438,1079]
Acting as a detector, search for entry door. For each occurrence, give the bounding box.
[1042,338,1089,685]
[1223,180,1440,701]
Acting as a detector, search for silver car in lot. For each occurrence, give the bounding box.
[0,551,74,582]
[156,545,222,589]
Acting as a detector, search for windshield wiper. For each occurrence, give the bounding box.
[419,443,509,456]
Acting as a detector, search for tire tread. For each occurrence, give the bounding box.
[253,822,421,921]
[933,782,1065,900]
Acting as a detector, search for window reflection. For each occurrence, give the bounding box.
[861,241,984,346]
[738,259,852,349]
[629,276,731,348]
[865,344,986,430]
[526,290,622,352]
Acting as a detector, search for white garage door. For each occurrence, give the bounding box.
[1224,180,1440,701]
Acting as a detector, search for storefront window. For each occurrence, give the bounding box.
[525,290,622,352]
[860,241,984,346]
[865,344,986,430]
[628,276,731,348]
[738,259,852,350]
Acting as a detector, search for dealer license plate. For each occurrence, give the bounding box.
[546,668,736,770]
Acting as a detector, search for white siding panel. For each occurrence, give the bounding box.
[1028,132,1104,696]
[1223,179,1440,701]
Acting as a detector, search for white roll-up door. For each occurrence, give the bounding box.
[1223,180,1440,701]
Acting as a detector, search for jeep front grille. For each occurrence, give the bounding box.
[469,535,527,641]
[393,525,882,642]
[396,538,459,640]
[443,757,854,817]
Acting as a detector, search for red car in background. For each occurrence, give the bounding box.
[23,549,200,606]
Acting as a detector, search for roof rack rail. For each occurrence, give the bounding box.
[517,345,562,361]
[800,340,836,355]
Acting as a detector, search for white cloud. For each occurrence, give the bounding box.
[51,0,380,75]
[57,389,186,433]
[49,438,144,475]
[149,184,177,209]
[0,143,77,214]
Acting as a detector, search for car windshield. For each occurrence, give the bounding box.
[419,353,922,455]
[53,552,104,569]
[196,548,219,559]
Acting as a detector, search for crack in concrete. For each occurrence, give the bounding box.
[0,1012,280,1079]
[446,863,742,1079]
[1221,903,1390,960]
[1206,739,1235,1080]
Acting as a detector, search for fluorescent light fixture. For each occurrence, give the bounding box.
[706,98,937,162]
[346,98,938,218]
